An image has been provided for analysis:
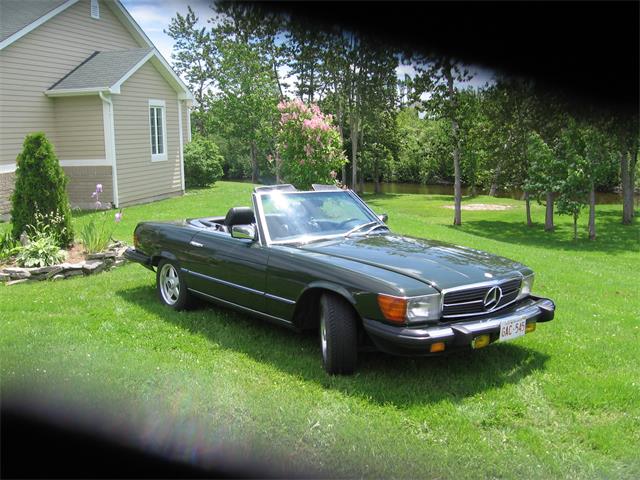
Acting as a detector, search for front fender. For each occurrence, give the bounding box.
[302,280,357,305]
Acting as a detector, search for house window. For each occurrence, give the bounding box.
[90,0,100,19]
[149,100,167,161]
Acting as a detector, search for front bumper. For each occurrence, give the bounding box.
[363,296,555,356]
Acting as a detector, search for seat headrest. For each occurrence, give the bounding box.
[224,207,255,227]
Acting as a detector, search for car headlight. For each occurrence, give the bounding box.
[406,294,442,323]
[517,274,535,300]
[378,293,442,324]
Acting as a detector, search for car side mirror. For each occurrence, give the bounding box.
[378,213,388,223]
[231,224,257,241]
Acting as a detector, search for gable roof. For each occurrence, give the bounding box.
[48,48,152,92]
[0,0,193,101]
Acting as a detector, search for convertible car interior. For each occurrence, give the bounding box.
[187,206,255,234]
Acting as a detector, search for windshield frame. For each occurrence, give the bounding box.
[253,189,385,246]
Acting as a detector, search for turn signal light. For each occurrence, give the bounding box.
[526,322,536,333]
[430,342,445,353]
[472,334,491,349]
[377,294,407,324]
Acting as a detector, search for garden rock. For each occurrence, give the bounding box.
[0,273,10,282]
[82,260,104,275]
[64,269,84,278]
[4,267,31,280]
[6,279,29,286]
[52,274,65,281]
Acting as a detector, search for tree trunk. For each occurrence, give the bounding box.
[544,191,554,231]
[630,148,637,218]
[350,115,359,192]
[359,173,364,195]
[374,172,381,194]
[336,101,347,186]
[489,166,501,197]
[250,141,258,184]
[524,191,533,227]
[588,183,596,240]
[621,151,632,224]
[275,152,282,184]
[447,64,462,226]
[573,211,578,240]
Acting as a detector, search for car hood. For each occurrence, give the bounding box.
[299,233,527,291]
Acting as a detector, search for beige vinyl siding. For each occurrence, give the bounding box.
[53,96,105,160]
[113,61,182,206]
[0,0,142,168]
[63,166,113,207]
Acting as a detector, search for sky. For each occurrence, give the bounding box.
[120,0,495,95]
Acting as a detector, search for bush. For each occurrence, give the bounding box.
[184,137,224,188]
[276,99,347,189]
[11,132,74,246]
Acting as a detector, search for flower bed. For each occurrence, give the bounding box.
[0,241,128,286]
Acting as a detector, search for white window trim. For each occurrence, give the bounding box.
[149,99,167,162]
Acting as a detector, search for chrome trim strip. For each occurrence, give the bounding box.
[182,268,263,296]
[187,288,293,325]
[265,293,296,305]
[182,268,296,305]
[442,299,483,307]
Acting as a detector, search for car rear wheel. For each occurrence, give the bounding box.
[156,260,191,310]
[320,293,358,375]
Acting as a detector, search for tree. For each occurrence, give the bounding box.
[210,23,279,183]
[275,99,347,189]
[165,6,215,135]
[11,132,74,246]
[525,132,563,232]
[412,57,473,225]
[610,114,639,224]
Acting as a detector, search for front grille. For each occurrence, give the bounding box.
[442,278,522,319]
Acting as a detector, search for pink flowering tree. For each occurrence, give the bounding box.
[275,99,347,189]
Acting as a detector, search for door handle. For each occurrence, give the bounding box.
[190,240,204,248]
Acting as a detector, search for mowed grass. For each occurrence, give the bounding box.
[1,181,639,478]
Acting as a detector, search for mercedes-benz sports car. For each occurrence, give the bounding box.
[125,184,555,374]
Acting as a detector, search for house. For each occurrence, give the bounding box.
[0,0,194,215]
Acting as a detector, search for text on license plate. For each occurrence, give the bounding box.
[499,316,526,342]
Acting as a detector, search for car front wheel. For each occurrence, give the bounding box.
[156,259,191,310]
[320,293,358,375]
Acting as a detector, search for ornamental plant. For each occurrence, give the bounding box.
[183,136,224,188]
[79,184,123,254]
[275,99,347,189]
[11,132,74,246]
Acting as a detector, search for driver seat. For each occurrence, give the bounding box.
[224,207,255,230]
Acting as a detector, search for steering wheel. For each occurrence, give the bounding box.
[336,218,359,228]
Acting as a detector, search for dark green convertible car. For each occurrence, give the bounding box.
[125,184,555,374]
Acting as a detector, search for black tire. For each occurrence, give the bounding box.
[156,259,191,310]
[319,293,358,375]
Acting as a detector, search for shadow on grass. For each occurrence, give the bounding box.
[456,211,638,255]
[117,286,549,408]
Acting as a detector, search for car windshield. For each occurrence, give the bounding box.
[258,190,381,243]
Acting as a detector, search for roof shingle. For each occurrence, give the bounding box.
[0,0,68,42]
[48,48,153,91]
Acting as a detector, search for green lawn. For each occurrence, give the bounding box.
[1,180,639,478]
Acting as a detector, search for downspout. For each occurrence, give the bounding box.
[99,91,119,208]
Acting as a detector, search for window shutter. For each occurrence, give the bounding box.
[91,0,100,19]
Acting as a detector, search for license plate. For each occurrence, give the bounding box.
[499,316,526,342]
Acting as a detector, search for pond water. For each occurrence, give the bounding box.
[361,182,636,205]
